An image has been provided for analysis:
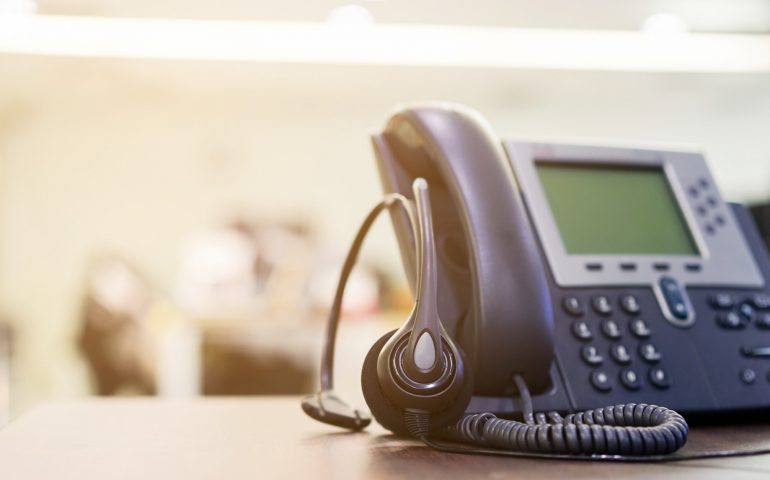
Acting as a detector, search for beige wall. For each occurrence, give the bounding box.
[1,55,769,410]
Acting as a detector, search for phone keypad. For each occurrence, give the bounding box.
[564,293,672,394]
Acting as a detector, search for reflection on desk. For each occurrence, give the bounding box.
[0,397,769,479]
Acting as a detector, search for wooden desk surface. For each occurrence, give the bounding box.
[1,397,770,479]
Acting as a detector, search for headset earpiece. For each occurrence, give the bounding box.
[362,179,473,434]
[362,329,473,435]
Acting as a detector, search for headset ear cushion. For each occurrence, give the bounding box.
[361,329,475,436]
[361,330,411,436]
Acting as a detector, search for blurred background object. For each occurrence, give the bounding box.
[78,255,155,396]
[0,0,769,419]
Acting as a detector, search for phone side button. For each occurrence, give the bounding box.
[590,371,613,392]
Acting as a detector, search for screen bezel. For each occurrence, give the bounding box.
[504,140,763,289]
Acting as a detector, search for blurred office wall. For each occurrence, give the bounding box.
[1,14,770,413]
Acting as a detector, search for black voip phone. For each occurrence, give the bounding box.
[302,103,770,461]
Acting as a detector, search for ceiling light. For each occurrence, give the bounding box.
[326,5,375,26]
[641,13,689,36]
[0,0,36,15]
[0,15,769,73]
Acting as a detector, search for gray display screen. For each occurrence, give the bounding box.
[536,163,699,255]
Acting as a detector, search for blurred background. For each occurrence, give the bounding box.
[1,0,770,425]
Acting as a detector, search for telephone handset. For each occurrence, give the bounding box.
[372,106,554,395]
[303,103,770,460]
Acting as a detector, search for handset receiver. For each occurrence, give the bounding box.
[374,103,555,394]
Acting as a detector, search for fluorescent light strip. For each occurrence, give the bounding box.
[1,15,770,72]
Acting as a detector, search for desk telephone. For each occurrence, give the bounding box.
[303,103,770,460]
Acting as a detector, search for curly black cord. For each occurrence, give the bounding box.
[442,404,687,455]
[408,374,695,460]
[405,377,770,463]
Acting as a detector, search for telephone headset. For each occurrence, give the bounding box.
[302,103,770,461]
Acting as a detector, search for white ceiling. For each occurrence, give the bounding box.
[32,0,770,33]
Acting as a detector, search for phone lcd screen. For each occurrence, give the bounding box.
[536,163,698,256]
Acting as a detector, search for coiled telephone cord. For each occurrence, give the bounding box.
[405,375,770,462]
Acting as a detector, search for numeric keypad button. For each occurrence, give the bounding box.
[639,343,662,363]
[620,295,641,315]
[601,320,621,340]
[590,371,613,392]
[649,368,672,389]
[562,296,584,317]
[620,368,642,390]
[610,344,632,365]
[581,345,604,366]
[629,319,651,338]
[571,321,593,340]
[592,296,613,316]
